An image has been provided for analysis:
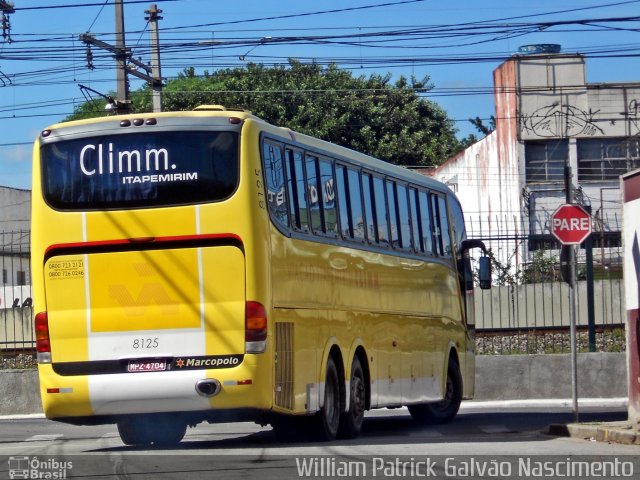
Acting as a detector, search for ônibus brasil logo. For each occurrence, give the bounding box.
[8,456,73,479]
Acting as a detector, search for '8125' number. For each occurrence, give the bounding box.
[133,338,159,349]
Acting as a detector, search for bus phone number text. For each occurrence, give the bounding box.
[47,260,85,280]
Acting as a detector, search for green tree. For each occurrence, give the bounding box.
[66,61,462,167]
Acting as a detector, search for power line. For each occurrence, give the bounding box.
[86,0,111,33]
[11,0,181,11]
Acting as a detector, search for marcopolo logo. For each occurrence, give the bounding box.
[8,456,72,479]
[174,355,243,370]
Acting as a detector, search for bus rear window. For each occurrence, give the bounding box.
[41,131,238,210]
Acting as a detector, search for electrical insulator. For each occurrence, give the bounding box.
[86,46,94,70]
[1,14,10,41]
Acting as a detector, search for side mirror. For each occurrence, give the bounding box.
[478,256,492,290]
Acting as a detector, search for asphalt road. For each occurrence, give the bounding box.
[0,403,637,479]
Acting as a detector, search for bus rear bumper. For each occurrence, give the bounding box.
[38,364,271,420]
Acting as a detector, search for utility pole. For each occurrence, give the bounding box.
[146,4,163,112]
[564,165,579,423]
[114,0,130,113]
[81,2,163,114]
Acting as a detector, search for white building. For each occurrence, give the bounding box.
[0,186,31,308]
[432,48,640,271]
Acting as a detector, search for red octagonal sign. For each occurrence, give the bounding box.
[551,204,592,245]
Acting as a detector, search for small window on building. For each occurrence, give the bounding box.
[577,138,640,181]
[525,140,568,182]
[2,268,7,284]
[16,270,26,286]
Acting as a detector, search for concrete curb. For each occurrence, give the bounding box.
[548,422,640,446]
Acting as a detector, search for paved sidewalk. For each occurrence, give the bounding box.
[548,421,640,446]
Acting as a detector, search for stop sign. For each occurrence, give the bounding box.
[551,204,592,245]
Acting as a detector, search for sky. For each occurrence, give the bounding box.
[1,0,639,190]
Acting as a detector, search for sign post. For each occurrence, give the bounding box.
[551,202,592,423]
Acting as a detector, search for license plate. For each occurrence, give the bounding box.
[127,360,167,373]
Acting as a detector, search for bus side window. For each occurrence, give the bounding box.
[450,197,467,256]
[431,193,452,257]
[262,140,288,227]
[285,148,300,230]
[418,190,433,255]
[292,150,309,232]
[336,164,351,239]
[305,154,324,234]
[319,158,338,237]
[396,183,412,251]
[372,176,389,246]
[362,173,376,244]
[386,179,399,248]
[439,195,453,257]
[409,187,423,253]
[347,168,365,242]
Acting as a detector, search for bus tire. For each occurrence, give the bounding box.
[338,356,366,439]
[312,356,341,441]
[117,415,187,447]
[408,357,462,425]
[117,418,152,446]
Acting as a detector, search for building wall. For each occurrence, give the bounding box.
[432,58,524,268]
[435,52,640,270]
[0,187,31,295]
[0,186,30,232]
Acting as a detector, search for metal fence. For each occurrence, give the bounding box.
[468,213,626,354]
[1,230,34,368]
[0,222,628,368]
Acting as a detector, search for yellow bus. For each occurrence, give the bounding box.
[32,106,490,446]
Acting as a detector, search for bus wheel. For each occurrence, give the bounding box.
[338,356,366,439]
[408,358,462,424]
[118,416,187,447]
[312,356,341,441]
[118,418,152,446]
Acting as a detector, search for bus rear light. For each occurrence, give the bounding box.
[46,387,73,394]
[35,312,52,363]
[245,301,267,354]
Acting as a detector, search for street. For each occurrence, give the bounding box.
[0,403,637,479]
